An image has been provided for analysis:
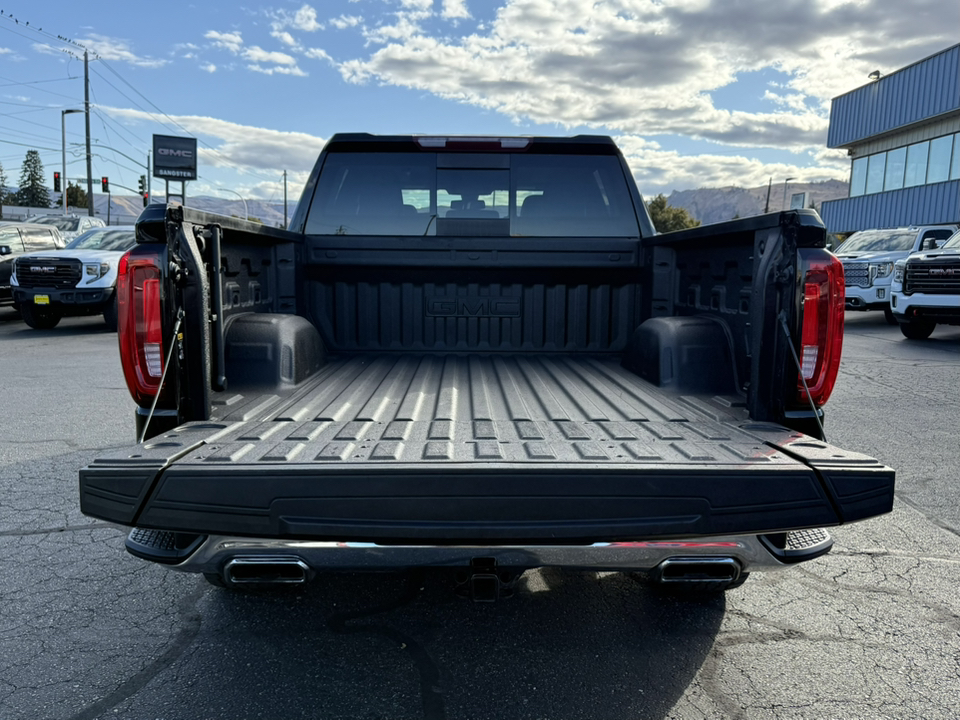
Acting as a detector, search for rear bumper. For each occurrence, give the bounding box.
[125,529,834,575]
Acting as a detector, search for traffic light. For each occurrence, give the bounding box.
[137,175,145,193]
[101,176,109,193]
[53,172,61,193]
[142,192,149,208]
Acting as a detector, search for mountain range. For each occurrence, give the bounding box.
[666,179,850,226]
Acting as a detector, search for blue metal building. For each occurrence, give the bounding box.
[820,44,960,234]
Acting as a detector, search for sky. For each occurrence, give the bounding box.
[0,0,957,209]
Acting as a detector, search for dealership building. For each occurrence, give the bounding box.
[820,43,960,234]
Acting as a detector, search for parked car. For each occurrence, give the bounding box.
[10,225,137,330]
[835,225,958,324]
[0,222,65,307]
[27,214,106,243]
[890,228,960,339]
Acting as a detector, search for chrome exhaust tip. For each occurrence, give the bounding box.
[654,557,741,584]
[223,557,310,585]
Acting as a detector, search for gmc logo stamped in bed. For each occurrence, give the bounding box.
[425,297,522,318]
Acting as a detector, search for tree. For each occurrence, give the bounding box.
[646,193,700,233]
[55,181,88,210]
[15,150,51,208]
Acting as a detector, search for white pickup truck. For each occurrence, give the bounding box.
[10,225,136,330]
[890,228,960,339]
[835,225,958,324]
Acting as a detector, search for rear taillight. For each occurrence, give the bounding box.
[797,250,844,407]
[117,247,167,407]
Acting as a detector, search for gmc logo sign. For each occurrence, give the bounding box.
[425,297,522,318]
[930,268,958,276]
[158,148,193,158]
[30,266,56,273]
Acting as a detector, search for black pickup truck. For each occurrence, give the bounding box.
[80,134,894,596]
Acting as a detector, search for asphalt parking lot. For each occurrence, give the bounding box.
[1,307,959,720]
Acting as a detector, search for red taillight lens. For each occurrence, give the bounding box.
[117,247,167,407]
[797,251,844,406]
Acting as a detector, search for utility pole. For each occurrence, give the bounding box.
[84,50,94,218]
[283,170,288,228]
[763,177,772,214]
[782,177,796,211]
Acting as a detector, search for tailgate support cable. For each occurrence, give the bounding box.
[778,310,826,443]
[139,309,184,445]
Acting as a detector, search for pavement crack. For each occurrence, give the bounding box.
[0,522,115,538]
[65,579,205,720]
[828,549,960,563]
[326,570,446,720]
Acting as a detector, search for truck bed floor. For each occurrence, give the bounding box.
[205,353,777,467]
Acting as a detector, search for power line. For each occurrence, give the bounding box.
[96,58,277,183]
[0,12,280,187]
[89,83,130,189]
[0,72,80,102]
[0,11,88,52]
[0,138,60,152]
[92,109,148,149]
[0,76,79,88]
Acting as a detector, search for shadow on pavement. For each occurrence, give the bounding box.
[105,568,726,720]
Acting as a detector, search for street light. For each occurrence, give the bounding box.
[782,177,796,211]
[61,109,83,216]
[216,187,248,221]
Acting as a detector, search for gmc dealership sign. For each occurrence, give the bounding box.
[153,134,198,180]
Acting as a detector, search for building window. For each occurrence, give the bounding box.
[904,141,930,187]
[951,132,960,180]
[850,157,867,197]
[927,135,953,183]
[884,147,906,190]
[866,153,886,194]
[849,133,960,197]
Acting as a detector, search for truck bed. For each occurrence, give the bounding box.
[82,353,893,543]
[209,353,771,465]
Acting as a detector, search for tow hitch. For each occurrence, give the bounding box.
[454,558,522,602]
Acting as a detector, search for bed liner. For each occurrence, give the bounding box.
[80,354,894,541]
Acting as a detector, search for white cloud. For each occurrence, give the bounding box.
[244,46,298,66]
[248,63,308,76]
[337,0,958,158]
[442,0,471,19]
[32,42,69,57]
[201,63,217,73]
[330,14,363,30]
[79,34,168,68]
[99,105,326,180]
[206,31,306,75]
[272,30,299,47]
[616,134,846,197]
[205,30,244,53]
[272,3,324,33]
[304,47,334,63]
[0,47,12,54]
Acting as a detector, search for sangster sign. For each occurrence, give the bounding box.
[153,134,198,180]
